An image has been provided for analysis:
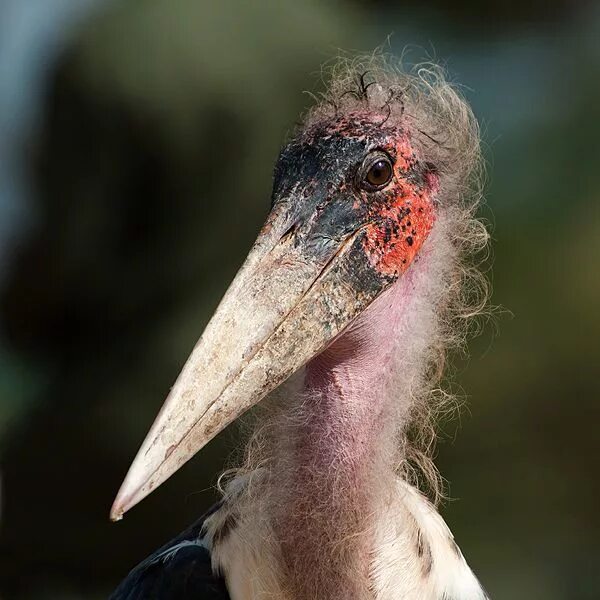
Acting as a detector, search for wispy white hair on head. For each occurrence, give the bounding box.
[232,53,490,504]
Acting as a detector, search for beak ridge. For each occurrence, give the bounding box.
[110,216,382,521]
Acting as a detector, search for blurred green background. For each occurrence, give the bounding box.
[0,0,598,598]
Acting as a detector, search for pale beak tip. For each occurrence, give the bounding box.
[109,495,128,522]
[109,447,160,522]
[110,511,124,523]
[110,481,142,522]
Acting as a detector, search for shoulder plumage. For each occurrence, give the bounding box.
[109,503,231,600]
[372,479,489,600]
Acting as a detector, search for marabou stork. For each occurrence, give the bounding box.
[110,58,490,600]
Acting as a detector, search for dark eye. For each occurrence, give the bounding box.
[360,152,394,191]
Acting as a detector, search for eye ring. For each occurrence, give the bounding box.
[358,151,394,191]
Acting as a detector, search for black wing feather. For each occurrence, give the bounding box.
[110,504,231,600]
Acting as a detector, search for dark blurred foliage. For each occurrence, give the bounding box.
[0,1,598,598]
[362,0,594,29]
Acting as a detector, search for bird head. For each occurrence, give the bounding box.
[110,65,478,520]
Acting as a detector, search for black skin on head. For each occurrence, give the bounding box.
[270,131,389,298]
[269,119,435,300]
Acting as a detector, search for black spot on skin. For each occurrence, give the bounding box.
[406,236,413,246]
[383,225,392,243]
[213,512,238,546]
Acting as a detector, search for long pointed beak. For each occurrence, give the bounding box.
[110,204,388,520]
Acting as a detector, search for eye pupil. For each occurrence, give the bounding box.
[365,157,392,188]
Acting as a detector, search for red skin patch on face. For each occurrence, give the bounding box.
[362,136,437,277]
[304,110,437,278]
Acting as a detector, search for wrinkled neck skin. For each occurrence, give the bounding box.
[269,233,444,600]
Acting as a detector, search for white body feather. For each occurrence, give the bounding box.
[201,474,488,600]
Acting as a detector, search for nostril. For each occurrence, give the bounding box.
[280,221,300,242]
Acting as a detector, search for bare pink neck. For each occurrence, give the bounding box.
[275,277,416,599]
